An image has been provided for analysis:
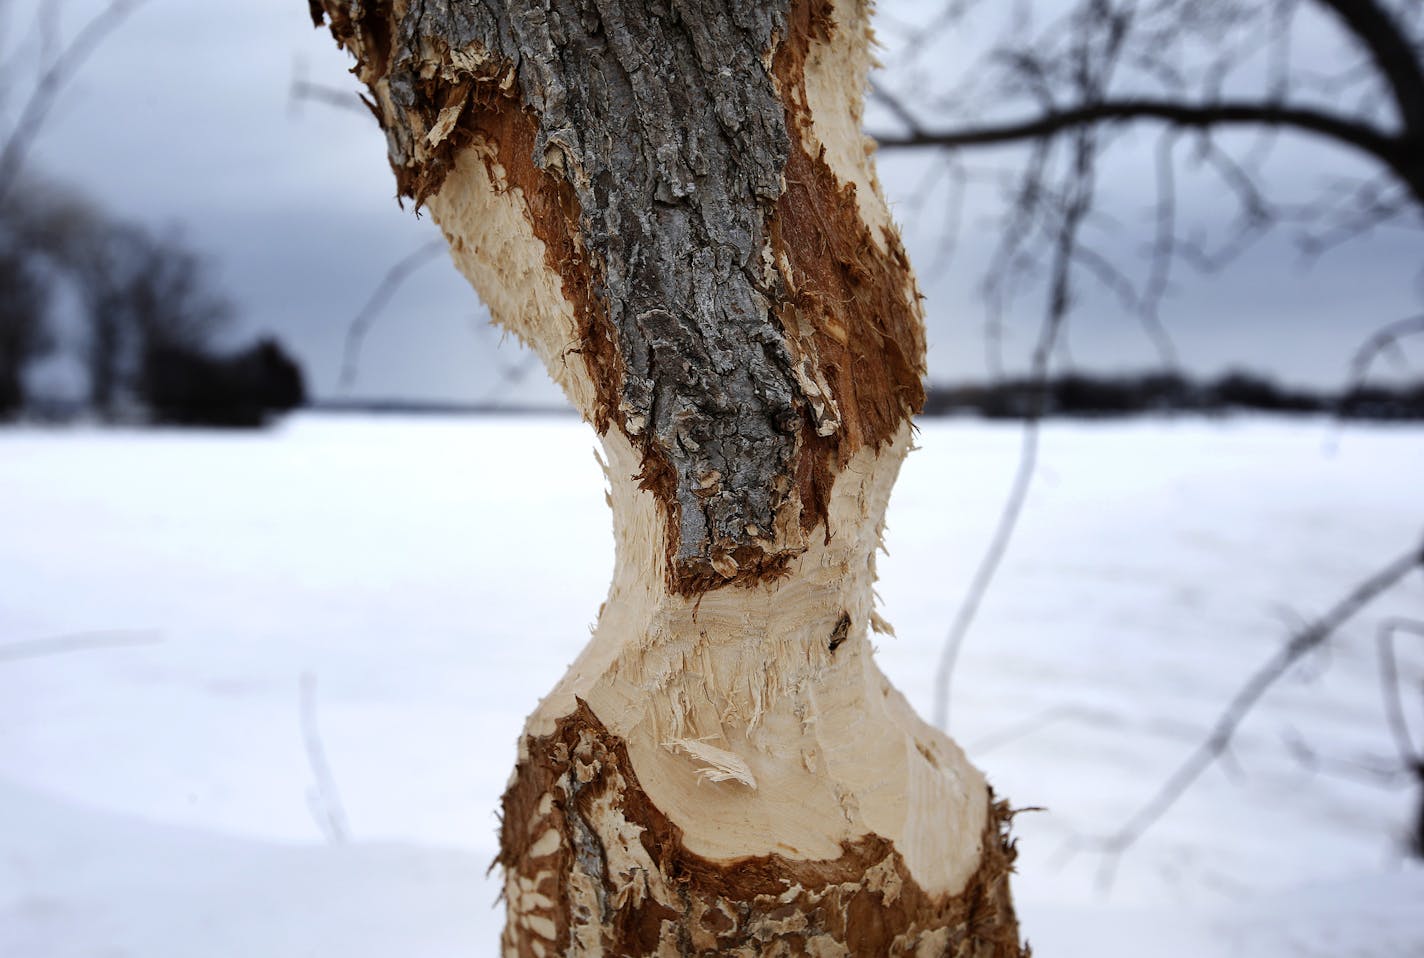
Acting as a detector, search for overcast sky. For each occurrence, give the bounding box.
[13,0,1424,404]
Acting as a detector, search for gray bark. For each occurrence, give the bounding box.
[382,0,803,569]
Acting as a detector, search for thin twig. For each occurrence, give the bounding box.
[933,415,1042,733]
[1376,617,1424,858]
[868,99,1405,190]
[289,77,373,119]
[339,238,448,390]
[1280,726,1411,787]
[1348,313,1424,388]
[933,15,1112,730]
[299,672,350,845]
[0,0,148,207]
[1091,539,1424,885]
[869,79,928,139]
[969,703,1123,754]
[1378,618,1424,767]
[467,316,540,407]
[0,629,161,663]
[1137,132,1181,368]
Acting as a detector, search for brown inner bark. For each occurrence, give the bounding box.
[500,700,1026,957]
[769,0,928,541]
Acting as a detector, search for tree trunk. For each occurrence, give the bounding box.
[309,1,1024,953]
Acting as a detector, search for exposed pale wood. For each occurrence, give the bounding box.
[527,424,988,895]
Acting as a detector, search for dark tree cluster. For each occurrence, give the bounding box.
[924,369,1424,419]
[0,186,306,427]
[145,339,306,428]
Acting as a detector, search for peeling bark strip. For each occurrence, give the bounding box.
[501,701,1026,958]
[307,0,924,593]
[771,0,926,461]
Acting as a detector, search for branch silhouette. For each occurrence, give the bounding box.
[1089,540,1424,885]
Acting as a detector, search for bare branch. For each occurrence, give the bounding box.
[1297,176,1418,258]
[0,0,148,207]
[0,629,161,663]
[1378,618,1424,766]
[289,77,376,120]
[868,79,927,139]
[1280,725,1414,786]
[339,238,448,390]
[466,314,541,407]
[935,23,1110,729]
[933,416,1043,732]
[872,99,1404,180]
[1136,132,1181,369]
[1092,539,1424,882]
[969,703,1123,755]
[299,672,350,845]
[1347,313,1424,387]
[1313,0,1424,134]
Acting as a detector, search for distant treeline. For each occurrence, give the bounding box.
[923,371,1424,420]
[2,180,305,428]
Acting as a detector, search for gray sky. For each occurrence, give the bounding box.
[15,0,1424,404]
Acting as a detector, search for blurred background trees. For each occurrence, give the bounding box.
[869,0,1422,388]
[0,176,305,425]
[0,0,305,426]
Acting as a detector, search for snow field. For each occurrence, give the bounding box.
[1,414,1421,955]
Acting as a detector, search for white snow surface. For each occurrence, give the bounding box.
[1,414,1421,956]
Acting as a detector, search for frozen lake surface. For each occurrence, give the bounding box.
[1,413,1421,955]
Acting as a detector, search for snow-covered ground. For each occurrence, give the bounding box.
[1,413,1421,956]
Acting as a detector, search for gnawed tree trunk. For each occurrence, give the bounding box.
[309,1,1025,953]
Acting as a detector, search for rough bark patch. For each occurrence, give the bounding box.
[500,701,1027,957]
